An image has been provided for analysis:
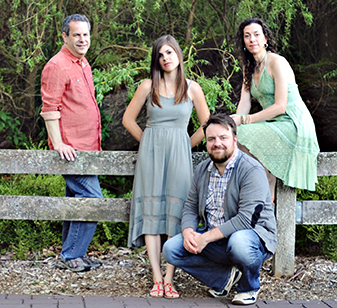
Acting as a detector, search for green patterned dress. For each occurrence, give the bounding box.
[237,61,320,191]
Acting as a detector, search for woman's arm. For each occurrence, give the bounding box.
[122,79,151,142]
[188,81,210,148]
[231,84,252,126]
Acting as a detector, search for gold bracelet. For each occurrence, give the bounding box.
[241,115,245,125]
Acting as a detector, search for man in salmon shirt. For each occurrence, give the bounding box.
[40,14,102,272]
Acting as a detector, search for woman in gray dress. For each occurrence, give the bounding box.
[123,35,209,298]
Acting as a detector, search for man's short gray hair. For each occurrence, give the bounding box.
[62,14,91,36]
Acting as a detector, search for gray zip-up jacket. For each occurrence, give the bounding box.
[181,150,277,254]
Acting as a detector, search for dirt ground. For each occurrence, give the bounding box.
[0,247,336,301]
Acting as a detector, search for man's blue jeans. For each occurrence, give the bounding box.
[163,229,272,293]
[61,175,103,260]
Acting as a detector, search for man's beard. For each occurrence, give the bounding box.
[208,148,232,164]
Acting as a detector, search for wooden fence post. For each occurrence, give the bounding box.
[273,180,297,278]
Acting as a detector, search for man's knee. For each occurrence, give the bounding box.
[163,233,183,265]
[162,241,172,264]
[227,230,262,265]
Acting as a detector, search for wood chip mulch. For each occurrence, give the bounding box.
[0,246,336,301]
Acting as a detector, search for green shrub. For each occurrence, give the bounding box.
[99,175,133,198]
[91,222,129,251]
[0,220,62,259]
[0,174,65,196]
[0,111,28,147]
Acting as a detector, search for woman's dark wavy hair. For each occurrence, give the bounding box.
[236,17,277,90]
[150,35,188,107]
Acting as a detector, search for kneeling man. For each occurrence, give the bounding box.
[163,114,277,305]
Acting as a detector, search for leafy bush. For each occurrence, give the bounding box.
[0,174,65,196]
[0,111,28,147]
[99,175,134,198]
[91,221,129,251]
[0,220,62,259]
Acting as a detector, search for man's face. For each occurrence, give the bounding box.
[62,21,90,59]
[206,123,237,164]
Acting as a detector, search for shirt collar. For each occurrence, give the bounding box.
[61,45,88,66]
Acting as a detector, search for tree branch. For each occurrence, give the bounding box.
[185,0,197,45]
[164,0,174,35]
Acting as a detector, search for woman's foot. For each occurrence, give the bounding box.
[149,281,164,297]
[164,282,180,299]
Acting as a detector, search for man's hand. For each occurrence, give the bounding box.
[44,119,77,161]
[54,142,77,161]
[193,232,208,253]
[183,227,224,254]
[182,228,210,254]
[182,228,198,254]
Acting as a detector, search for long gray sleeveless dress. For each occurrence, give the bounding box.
[128,91,194,247]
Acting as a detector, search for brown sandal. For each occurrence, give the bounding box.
[164,283,180,299]
[149,281,164,297]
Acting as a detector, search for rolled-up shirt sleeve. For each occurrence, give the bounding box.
[40,111,61,121]
[41,61,65,115]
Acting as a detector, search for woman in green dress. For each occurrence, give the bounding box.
[232,17,320,202]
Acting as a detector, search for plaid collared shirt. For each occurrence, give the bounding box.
[205,150,238,229]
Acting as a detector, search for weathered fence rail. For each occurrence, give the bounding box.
[0,150,336,277]
[0,150,208,222]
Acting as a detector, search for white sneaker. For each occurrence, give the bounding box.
[208,266,242,298]
[232,289,260,305]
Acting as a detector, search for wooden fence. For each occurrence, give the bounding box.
[0,149,336,277]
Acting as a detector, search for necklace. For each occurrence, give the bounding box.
[255,52,267,73]
[165,81,174,97]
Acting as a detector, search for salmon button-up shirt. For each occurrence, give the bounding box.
[41,45,101,151]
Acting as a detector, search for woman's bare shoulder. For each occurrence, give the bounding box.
[139,78,152,90]
[187,79,203,93]
[267,53,295,83]
[268,53,290,68]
